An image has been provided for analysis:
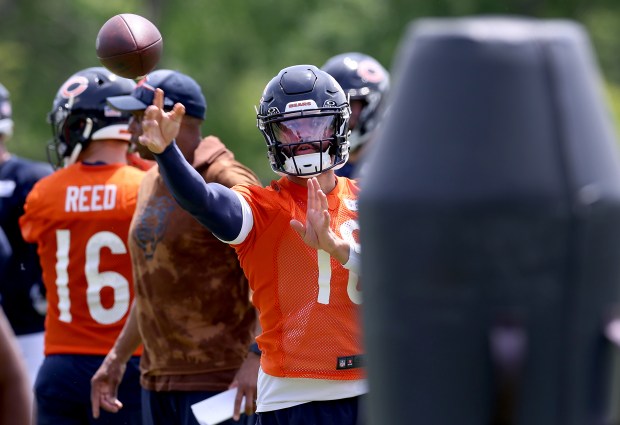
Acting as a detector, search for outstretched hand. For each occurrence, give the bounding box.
[290,177,349,264]
[138,88,186,154]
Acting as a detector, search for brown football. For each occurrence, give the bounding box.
[96,14,163,79]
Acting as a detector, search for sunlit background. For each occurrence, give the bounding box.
[1,0,620,183]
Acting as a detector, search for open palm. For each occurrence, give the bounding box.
[139,88,185,154]
[290,177,337,252]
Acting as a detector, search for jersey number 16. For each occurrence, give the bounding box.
[54,229,130,325]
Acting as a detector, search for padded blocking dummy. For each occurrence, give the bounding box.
[359,17,620,425]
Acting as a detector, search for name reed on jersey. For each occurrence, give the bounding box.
[65,185,117,212]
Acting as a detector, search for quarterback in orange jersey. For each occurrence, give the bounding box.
[138,65,364,425]
[19,67,144,425]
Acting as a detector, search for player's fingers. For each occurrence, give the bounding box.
[245,389,257,415]
[308,177,318,211]
[306,179,313,211]
[232,389,244,421]
[100,396,123,413]
[322,210,331,228]
[144,105,160,121]
[290,220,306,238]
[153,88,164,109]
[140,117,154,133]
[170,103,186,122]
[91,391,101,418]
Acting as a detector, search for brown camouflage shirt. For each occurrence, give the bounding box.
[129,136,261,391]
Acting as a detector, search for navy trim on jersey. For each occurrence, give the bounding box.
[155,142,244,241]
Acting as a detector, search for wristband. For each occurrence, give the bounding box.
[249,342,262,356]
[342,243,361,275]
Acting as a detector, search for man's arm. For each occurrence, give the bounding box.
[139,89,246,241]
[155,143,245,241]
[91,302,142,418]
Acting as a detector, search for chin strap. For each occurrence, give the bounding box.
[64,143,82,168]
[283,152,333,177]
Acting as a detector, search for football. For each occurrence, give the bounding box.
[96,13,163,79]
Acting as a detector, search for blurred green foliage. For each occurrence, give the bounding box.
[1,0,620,183]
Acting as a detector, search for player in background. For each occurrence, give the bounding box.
[0,82,53,386]
[321,52,390,179]
[90,69,262,425]
[137,65,364,425]
[19,67,144,425]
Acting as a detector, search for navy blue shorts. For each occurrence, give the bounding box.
[256,396,364,425]
[141,388,256,425]
[35,354,142,425]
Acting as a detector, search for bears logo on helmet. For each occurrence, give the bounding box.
[47,67,136,169]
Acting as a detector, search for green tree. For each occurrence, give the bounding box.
[1,0,620,182]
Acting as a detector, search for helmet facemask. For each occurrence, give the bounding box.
[47,97,88,169]
[259,108,350,178]
[257,65,352,178]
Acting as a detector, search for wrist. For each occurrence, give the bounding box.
[107,347,130,365]
[150,139,175,156]
[342,243,361,275]
[329,238,351,265]
[109,336,140,365]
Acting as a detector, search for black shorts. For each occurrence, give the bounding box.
[141,388,256,425]
[35,354,142,425]
[257,396,364,425]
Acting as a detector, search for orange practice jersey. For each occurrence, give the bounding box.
[233,176,362,380]
[20,163,144,356]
